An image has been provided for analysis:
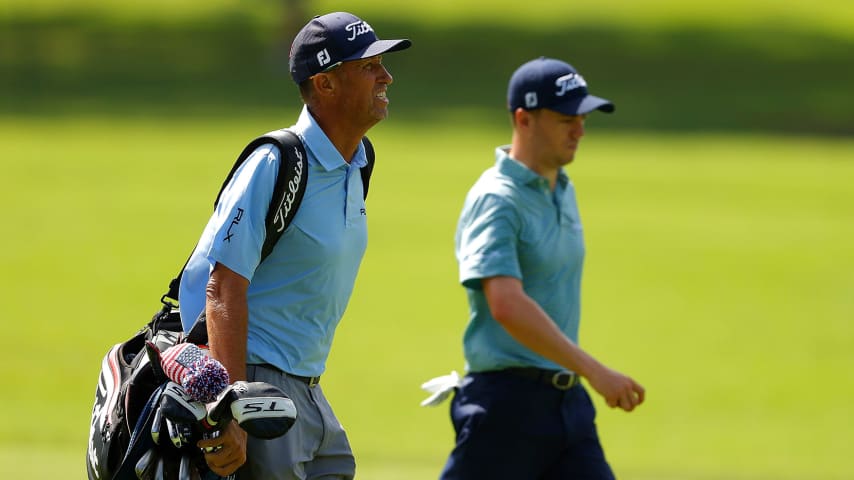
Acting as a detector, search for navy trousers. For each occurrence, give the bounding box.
[440,370,615,480]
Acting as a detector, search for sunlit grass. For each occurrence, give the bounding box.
[5,0,854,41]
[2,88,852,480]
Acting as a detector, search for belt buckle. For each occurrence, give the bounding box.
[308,376,320,388]
[551,371,575,390]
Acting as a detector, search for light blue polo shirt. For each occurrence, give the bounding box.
[456,147,585,373]
[179,106,368,377]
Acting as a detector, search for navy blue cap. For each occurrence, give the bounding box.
[289,12,412,84]
[507,57,615,115]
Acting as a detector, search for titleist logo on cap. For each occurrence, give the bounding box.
[289,12,411,83]
[555,73,587,97]
[345,21,374,41]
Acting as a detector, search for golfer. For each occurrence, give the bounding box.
[439,57,645,479]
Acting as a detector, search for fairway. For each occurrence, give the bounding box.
[1,115,852,479]
[2,0,853,478]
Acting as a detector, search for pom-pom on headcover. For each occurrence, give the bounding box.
[159,343,230,403]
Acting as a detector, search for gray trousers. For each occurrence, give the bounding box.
[236,364,355,480]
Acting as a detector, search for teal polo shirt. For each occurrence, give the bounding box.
[456,147,586,373]
[179,106,368,377]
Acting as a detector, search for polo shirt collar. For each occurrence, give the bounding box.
[295,106,367,170]
[495,146,569,189]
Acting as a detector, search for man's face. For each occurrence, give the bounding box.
[330,55,393,129]
[528,109,586,167]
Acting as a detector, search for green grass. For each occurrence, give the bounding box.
[1,0,852,478]
[4,0,854,39]
[3,1,853,136]
[1,113,852,479]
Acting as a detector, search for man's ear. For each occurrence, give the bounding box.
[513,108,532,129]
[312,72,336,97]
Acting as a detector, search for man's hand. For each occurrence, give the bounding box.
[586,366,645,412]
[198,420,248,476]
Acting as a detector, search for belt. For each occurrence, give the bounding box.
[288,373,321,387]
[257,363,321,387]
[503,367,580,391]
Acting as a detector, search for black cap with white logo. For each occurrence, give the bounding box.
[507,57,615,115]
[289,12,412,84]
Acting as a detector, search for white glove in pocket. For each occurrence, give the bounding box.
[419,371,462,407]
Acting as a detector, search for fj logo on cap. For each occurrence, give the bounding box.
[317,49,331,66]
[555,73,587,96]
[345,21,374,41]
[525,92,538,108]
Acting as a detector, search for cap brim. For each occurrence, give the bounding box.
[551,94,615,115]
[343,39,412,61]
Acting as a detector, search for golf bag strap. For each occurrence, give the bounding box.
[161,132,375,305]
[161,130,306,305]
[360,135,375,198]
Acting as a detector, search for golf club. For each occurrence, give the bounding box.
[134,448,158,479]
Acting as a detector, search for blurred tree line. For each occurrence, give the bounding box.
[1,2,852,137]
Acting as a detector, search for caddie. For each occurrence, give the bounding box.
[177,12,411,479]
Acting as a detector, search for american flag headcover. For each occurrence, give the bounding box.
[159,343,230,403]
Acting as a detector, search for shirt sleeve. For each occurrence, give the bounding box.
[204,143,280,281]
[456,191,522,290]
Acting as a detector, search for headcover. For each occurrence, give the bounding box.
[211,381,298,439]
[157,343,230,403]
